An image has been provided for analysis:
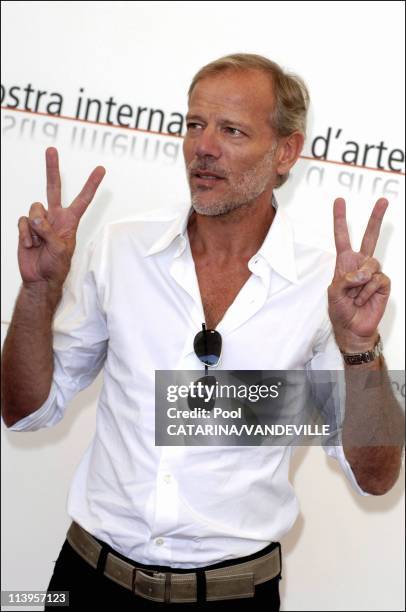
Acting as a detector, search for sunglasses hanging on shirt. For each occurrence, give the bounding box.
[189,323,222,411]
[193,323,222,373]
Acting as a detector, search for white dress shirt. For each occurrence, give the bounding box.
[8,200,368,568]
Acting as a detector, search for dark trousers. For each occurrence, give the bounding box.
[46,538,282,610]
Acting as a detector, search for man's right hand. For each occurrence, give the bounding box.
[17,147,106,288]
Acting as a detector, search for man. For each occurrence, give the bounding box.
[1,54,403,610]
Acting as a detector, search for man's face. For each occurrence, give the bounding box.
[183,69,279,216]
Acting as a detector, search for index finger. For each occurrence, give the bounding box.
[333,197,351,254]
[69,166,106,219]
[359,198,388,256]
[46,147,62,209]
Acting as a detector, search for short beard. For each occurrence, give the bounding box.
[191,196,250,217]
[189,146,277,217]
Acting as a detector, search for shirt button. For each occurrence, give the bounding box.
[163,474,172,484]
[155,538,164,546]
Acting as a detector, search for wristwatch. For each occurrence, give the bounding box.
[340,336,383,365]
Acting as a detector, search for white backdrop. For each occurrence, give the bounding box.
[1,1,405,610]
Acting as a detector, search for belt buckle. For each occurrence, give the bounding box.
[153,571,172,603]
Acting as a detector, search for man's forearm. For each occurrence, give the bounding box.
[342,358,404,495]
[1,282,62,427]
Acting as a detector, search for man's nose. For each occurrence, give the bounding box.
[195,127,222,159]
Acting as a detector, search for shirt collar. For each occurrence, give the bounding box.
[145,207,191,257]
[145,195,298,284]
[256,197,298,284]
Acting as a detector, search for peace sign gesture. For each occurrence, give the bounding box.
[18,148,106,288]
[328,197,391,353]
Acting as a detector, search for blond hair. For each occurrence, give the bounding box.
[188,53,309,188]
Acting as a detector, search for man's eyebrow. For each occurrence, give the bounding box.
[185,114,252,131]
[185,114,205,123]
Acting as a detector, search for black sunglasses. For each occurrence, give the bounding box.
[189,323,222,411]
[193,323,222,373]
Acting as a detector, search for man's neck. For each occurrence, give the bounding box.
[187,196,276,263]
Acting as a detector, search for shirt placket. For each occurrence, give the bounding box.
[147,240,203,560]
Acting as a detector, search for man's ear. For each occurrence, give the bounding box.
[275,132,305,176]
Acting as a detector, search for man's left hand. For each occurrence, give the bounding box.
[328,197,391,353]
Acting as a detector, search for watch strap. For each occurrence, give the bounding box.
[340,336,383,365]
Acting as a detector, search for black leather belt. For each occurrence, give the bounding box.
[67,522,281,603]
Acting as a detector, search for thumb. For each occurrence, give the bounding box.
[344,269,372,286]
[329,270,372,300]
[29,216,67,256]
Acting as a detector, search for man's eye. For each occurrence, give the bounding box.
[225,127,243,136]
[186,123,202,130]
